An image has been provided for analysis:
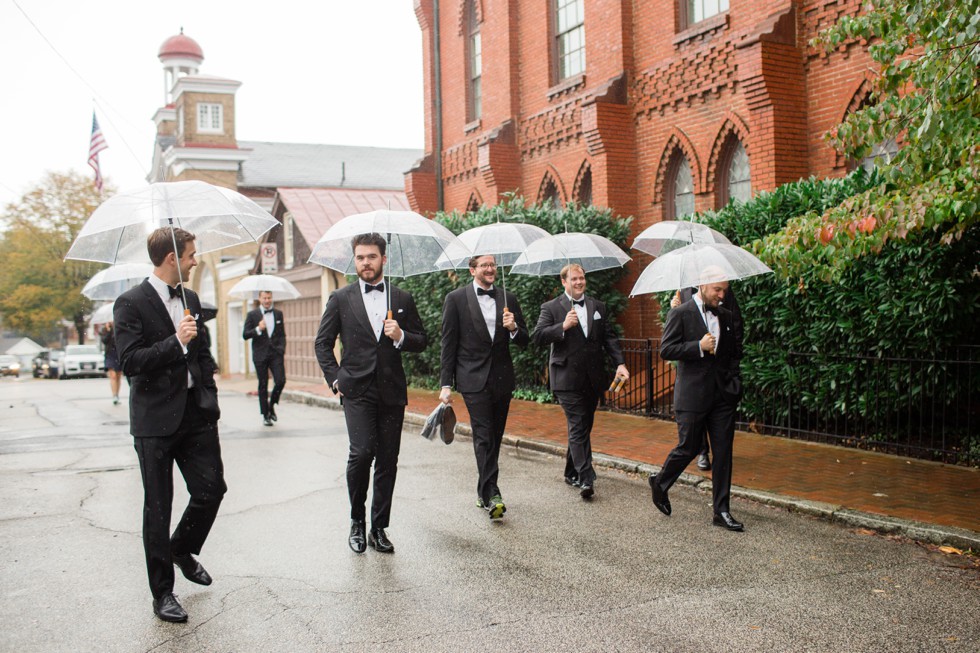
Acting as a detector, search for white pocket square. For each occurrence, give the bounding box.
[593,311,602,319]
[398,308,405,314]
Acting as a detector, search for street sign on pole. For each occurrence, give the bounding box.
[261,243,278,274]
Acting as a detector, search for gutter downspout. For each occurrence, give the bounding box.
[433,0,444,211]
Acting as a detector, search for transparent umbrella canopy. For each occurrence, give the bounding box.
[510,232,630,276]
[90,303,115,324]
[631,220,731,257]
[629,243,772,297]
[228,274,302,301]
[81,263,154,300]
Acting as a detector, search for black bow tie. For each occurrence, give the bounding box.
[168,284,182,299]
[364,282,385,293]
[703,304,719,316]
[571,299,585,307]
[477,287,496,297]
[262,309,272,315]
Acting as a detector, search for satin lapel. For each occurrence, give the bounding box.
[466,286,493,344]
[346,284,375,339]
[585,296,596,340]
[140,280,176,335]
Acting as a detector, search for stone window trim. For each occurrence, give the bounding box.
[547,73,586,101]
[673,10,729,47]
[464,119,482,134]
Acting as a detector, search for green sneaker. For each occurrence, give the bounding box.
[476,497,484,509]
[486,494,506,520]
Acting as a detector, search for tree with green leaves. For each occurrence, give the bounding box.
[761,0,980,278]
[0,171,109,344]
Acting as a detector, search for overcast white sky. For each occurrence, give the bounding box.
[2,0,425,207]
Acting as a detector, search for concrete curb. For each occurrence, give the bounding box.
[280,388,980,551]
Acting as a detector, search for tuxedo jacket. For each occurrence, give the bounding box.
[439,285,529,394]
[113,279,220,438]
[243,307,286,363]
[531,294,625,394]
[679,286,743,348]
[314,281,427,406]
[659,299,742,412]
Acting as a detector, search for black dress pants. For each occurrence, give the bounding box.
[133,393,226,599]
[555,387,599,485]
[342,382,404,529]
[254,354,286,416]
[654,398,736,514]
[462,384,512,504]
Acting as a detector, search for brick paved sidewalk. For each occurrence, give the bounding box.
[220,375,979,547]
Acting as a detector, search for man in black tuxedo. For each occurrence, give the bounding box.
[243,290,287,426]
[113,228,226,623]
[670,285,743,471]
[439,254,529,520]
[531,264,628,499]
[651,272,744,531]
[314,233,427,554]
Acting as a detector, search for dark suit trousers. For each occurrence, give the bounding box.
[254,354,286,416]
[655,399,736,514]
[462,385,511,503]
[342,381,404,529]
[133,392,226,599]
[555,388,599,485]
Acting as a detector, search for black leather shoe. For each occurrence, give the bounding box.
[564,475,581,488]
[649,474,671,515]
[368,528,395,553]
[579,482,595,499]
[263,414,274,427]
[152,593,188,623]
[713,511,744,531]
[349,520,366,553]
[269,406,278,422]
[697,453,711,471]
[172,553,212,586]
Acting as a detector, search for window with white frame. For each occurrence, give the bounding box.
[726,141,751,204]
[197,103,223,133]
[686,0,729,26]
[555,0,585,81]
[467,1,482,122]
[672,156,695,218]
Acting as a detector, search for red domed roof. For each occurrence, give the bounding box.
[158,30,203,62]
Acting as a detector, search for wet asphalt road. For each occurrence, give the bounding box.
[1,375,978,652]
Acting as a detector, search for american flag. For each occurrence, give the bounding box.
[88,111,108,192]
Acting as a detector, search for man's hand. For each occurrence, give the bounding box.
[562,309,579,331]
[502,309,516,332]
[256,319,266,333]
[439,387,452,405]
[383,318,402,342]
[177,314,197,346]
[700,333,716,355]
[670,291,682,309]
[615,364,630,381]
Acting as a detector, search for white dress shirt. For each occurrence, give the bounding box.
[262,308,275,336]
[147,273,193,387]
[693,293,720,356]
[566,293,588,337]
[359,278,404,347]
[474,281,496,341]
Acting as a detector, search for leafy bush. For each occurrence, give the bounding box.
[397,196,632,396]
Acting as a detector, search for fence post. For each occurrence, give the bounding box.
[645,339,654,416]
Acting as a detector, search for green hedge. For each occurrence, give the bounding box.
[396,196,632,399]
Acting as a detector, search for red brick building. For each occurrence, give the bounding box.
[405,0,875,336]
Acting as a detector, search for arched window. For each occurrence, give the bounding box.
[576,167,592,206]
[858,139,898,174]
[466,193,482,212]
[466,1,482,122]
[725,140,751,204]
[541,177,562,209]
[669,155,695,218]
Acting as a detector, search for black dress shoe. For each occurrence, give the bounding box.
[697,453,711,471]
[263,414,274,427]
[269,406,278,422]
[172,553,212,586]
[564,475,581,488]
[349,520,366,553]
[368,528,395,553]
[649,474,671,515]
[579,482,595,499]
[152,593,188,623]
[713,511,744,531]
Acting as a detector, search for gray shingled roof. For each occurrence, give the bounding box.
[238,141,422,191]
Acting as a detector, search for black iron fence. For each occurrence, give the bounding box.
[604,339,979,466]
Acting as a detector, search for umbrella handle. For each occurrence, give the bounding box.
[387,310,393,320]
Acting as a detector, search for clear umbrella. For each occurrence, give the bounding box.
[228,274,302,301]
[631,220,731,257]
[629,243,771,297]
[66,180,278,309]
[510,232,630,276]
[81,263,154,300]
[308,209,471,316]
[90,303,115,324]
[453,222,556,310]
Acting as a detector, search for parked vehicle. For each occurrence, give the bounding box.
[0,354,22,377]
[32,350,64,379]
[60,345,106,379]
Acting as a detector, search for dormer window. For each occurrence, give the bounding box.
[197,103,223,133]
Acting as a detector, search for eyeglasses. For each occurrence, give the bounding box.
[475,263,497,269]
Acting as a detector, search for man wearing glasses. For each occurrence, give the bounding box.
[439,254,529,520]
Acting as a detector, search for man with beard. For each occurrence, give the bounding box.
[314,233,428,554]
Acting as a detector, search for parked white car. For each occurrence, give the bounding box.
[60,345,106,379]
